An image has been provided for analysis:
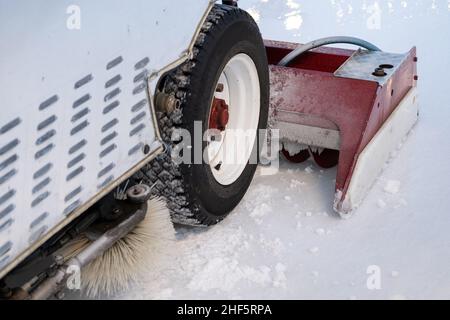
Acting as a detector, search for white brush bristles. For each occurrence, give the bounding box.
[60,198,175,298]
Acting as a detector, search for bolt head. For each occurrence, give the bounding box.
[127,184,151,203]
[373,67,387,77]
[216,83,224,93]
[54,255,64,265]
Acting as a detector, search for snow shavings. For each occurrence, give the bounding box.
[308,247,320,254]
[249,203,272,225]
[259,235,286,257]
[394,198,408,209]
[390,294,407,300]
[186,257,288,292]
[304,165,314,174]
[282,140,307,156]
[273,263,287,288]
[315,228,326,236]
[246,7,261,22]
[377,199,387,208]
[153,288,173,300]
[384,180,401,195]
[391,271,400,278]
[187,257,273,292]
[289,179,305,189]
[243,184,277,211]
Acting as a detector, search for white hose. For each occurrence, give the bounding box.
[278,36,381,67]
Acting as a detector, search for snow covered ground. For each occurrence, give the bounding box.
[115,0,450,300]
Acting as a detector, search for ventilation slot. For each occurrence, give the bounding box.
[0,117,21,234]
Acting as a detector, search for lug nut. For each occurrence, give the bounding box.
[216,83,224,93]
[373,67,387,77]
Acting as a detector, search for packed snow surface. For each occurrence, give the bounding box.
[81,0,450,300]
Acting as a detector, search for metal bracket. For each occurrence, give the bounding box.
[335,49,409,85]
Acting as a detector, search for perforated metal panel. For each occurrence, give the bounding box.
[0,53,161,275]
[0,0,212,278]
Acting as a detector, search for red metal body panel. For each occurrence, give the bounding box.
[266,40,417,208]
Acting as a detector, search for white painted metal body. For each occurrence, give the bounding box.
[0,0,213,279]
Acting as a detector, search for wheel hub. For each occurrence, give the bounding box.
[209,97,230,131]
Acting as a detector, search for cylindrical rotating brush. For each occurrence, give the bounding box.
[58,197,175,298]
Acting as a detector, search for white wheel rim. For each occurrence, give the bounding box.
[207,53,260,186]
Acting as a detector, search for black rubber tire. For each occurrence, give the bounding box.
[139,4,269,226]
